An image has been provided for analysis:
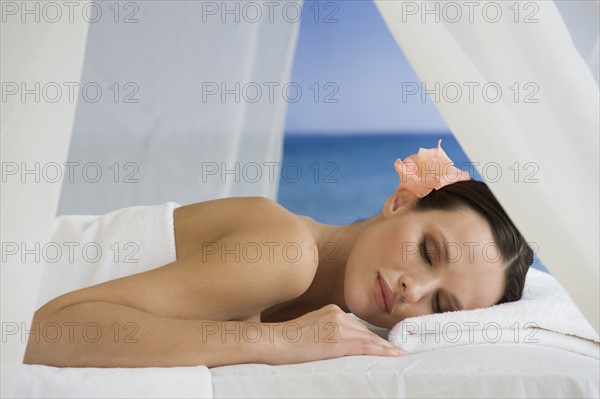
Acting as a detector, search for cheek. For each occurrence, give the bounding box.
[343,225,411,315]
[346,221,421,279]
[366,224,406,259]
[346,226,387,270]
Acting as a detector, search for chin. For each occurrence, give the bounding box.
[345,287,402,329]
[344,284,370,319]
[344,288,387,328]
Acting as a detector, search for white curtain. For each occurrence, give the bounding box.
[0,3,90,396]
[375,0,599,333]
[57,1,301,215]
[1,1,301,396]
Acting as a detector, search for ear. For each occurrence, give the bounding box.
[382,189,416,219]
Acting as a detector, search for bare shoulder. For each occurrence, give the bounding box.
[214,196,320,298]
[173,195,319,312]
[226,196,320,287]
[174,196,308,259]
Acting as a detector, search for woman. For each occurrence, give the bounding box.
[23,141,533,368]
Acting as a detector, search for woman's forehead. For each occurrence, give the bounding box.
[421,207,492,235]
[423,209,503,267]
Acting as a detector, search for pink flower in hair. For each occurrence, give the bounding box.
[393,139,471,205]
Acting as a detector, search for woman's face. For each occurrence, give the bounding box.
[344,205,506,329]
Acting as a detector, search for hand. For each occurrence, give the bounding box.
[264,304,410,365]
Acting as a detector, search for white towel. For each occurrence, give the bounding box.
[388,268,600,359]
[34,201,181,309]
[17,202,214,398]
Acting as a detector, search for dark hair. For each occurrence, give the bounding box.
[414,179,533,305]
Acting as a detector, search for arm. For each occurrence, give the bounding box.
[23,300,270,368]
[24,302,407,368]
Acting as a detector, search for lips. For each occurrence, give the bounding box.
[379,276,396,313]
[374,274,395,314]
[374,274,387,312]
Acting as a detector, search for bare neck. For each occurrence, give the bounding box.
[294,213,383,312]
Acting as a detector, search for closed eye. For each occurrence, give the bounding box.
[432,292,441,313]
[420,240,432,266]
[421,238,443,313]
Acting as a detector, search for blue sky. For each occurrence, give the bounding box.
[284,0,598,134]
[284,0,448,134]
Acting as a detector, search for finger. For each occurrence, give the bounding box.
[318,307,369,332]
[334,328,396,348]
[350,328,395,347]
[341,340,410,357]
[366,332,396,348]
[342,316,370,332]
[376,346,410,357]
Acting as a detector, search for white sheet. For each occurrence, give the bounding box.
[15,365,212,398]
[211,344,600,398]
[16,344,599,398]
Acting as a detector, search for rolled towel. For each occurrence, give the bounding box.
[388,268,600,359]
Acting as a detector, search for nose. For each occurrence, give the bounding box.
[398,274,435,304]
